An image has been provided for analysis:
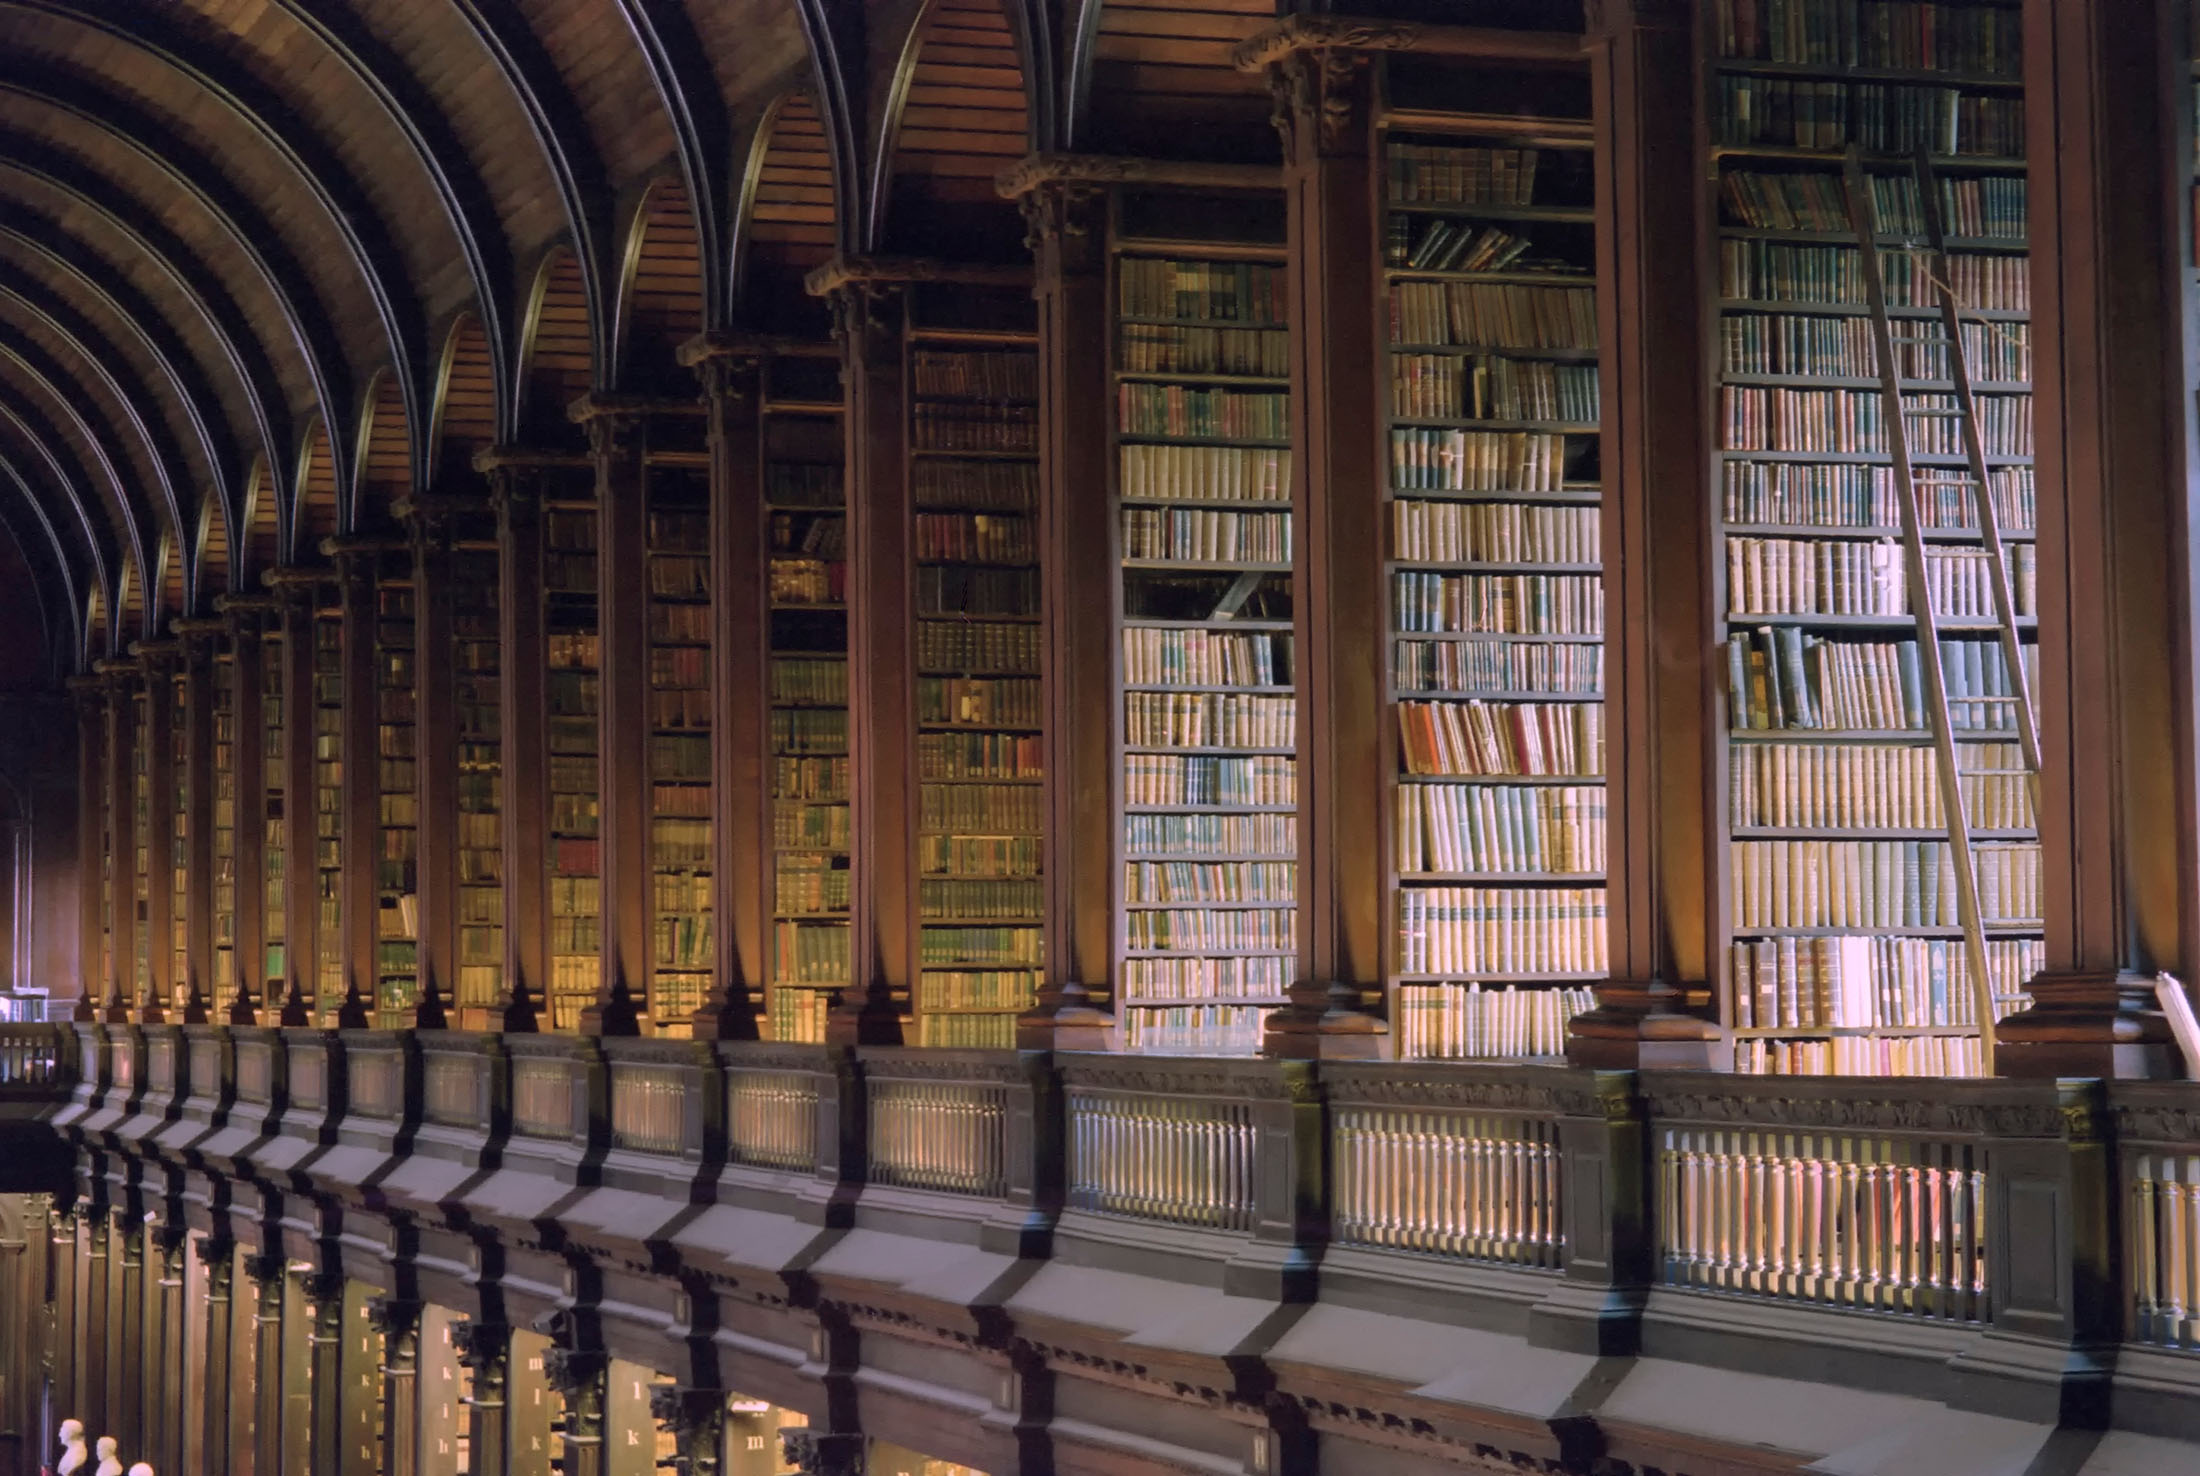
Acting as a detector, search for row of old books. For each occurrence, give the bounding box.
[1396,887,1609,975]
[1725,536,2037,616]
[1730,739,2034,828]
[915,461,1037,510]
[1737,1034,1989,1074]
[1124,690,1295,747]
[1124,859,1296,904]
[1394,784,1607,875]
[776,862,849,914]
[917,621,1040,673]
[920,878,1042,918]
[1390,430,1578,492]
[1118,443,1290,502]
[911,348,1037,401]
[1391,354,1600,423]
[917,972,1038,1012]
[914,512,1034,563]
[1124,754,1296,807]
[1719,240,2028,309]
[1394,637,1603,696]
[1388,282,1598,351]
[1722,386,2031,455]
[921,834,1042,877]
[1122,811,1295,857]
[1393,500,1598,564]
[917,927,1042,966]
[919,783,1041,833]
[1724,169,2028,236]
[1386,143,1544,206]
[1117,259,1287,324]
[1120,1005,1277,1055]
[1396,982,1598,1060]
[1730,837,2041,927]
[1116,322,1289,378]
[919,732,1039,778]
[1398,699,1604,777]
[1722,461,2034,529]
[1728,932,2041,1028]
[1126,909,1293,952]
[1712,0,2022,74]
[918,676,1040,728]
[1727,628,2034,729]
[1121,628,1290,687]
[1122,955,1289,1000]
[1721,312,2029,380]
[1392,571,1603,634]
[1715,77,2024,155]
[1122,508,1291,564]
[1119,384,1287,441]
[916,569,1039,617]
[912,402,1038,453]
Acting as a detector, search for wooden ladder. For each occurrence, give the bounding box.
[1842,146,2043,1061]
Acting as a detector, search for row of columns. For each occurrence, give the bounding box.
[62,1,2200,1074]
[0,1195,890,1476]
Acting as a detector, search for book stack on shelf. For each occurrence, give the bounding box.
[1114,245,1294,1056]
[1383,125,1607,1060]
[170,665,190,1011]
[911,340,1043,1049]
[313,606,344,1020]
[132,687,150,1000]
[262,630,285,990]
[375,571,420,1024]
[647,468,712,1033]
[453,547,503,1014]
[211,646,236,1013]
[546,501,602,1031]
[1710,0,2038,1076]
[766,362,849,1045]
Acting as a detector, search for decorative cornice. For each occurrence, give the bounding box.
[802,254,1029,298]
[169,616,226,639]
[566,391,703,426]
[471,446,594,474]
[676,327,832,369]
[1642,1083,2072,1137]
[994,153,1278,201]
[1230,15,1581,71]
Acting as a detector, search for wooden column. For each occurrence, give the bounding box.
[245,1253,288,1476]
[1248,42,1393,1057]
[451,1319,511,1476]
[175,621,223,1022]
[269,571,324,1025]
[571,401,651,1037]
[136,643,178,1022]
[1567,0,1727,1069]
[96,662,137,1022]
[484,454,565,1032]
[327,540,382,1029]
[401,497,467,1029]
[808,260,916,1046]
[683,339,768,1040]
[543,1345,607,1476]
[218,596,271,1024]
[49,1205,76,1435]
[148,1225,186,1473]
[1995,0,2194,1076]
[111,1218,140,1444]
[195,1234,235,1476]
[368,1298,422,1476]
[1001,165,1116,1048]
[67,677,103,1021]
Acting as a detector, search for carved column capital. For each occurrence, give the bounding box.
[780,1428,866,1476]
[1264,45,1376,159]
[650,1385,727,1474]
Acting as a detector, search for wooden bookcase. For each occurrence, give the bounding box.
[261,623,287,999]
[764,352,850,1044]
[132,682,150,1004]
[312,598,345,1020]
[645,461,714,1033]
[1380,102,1608,1061]
[374,560,420,1025]
[1107,190,1296,1056]
[1704,0,2040,1075]
[170,660,191,1010]
[452,542,504,1016]
[545,494,602,1031]
[211,640,237,1013]
[907,321,1043,1049]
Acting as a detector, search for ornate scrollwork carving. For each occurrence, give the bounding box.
[1266,47,1375,158]
[1015,179,1106,256]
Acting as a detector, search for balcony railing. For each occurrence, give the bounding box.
[1,1020,2186,1377]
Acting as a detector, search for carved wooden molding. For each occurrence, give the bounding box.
[801,254,1030,297]
[994,152,1279,200]
[1229,15,1582,71]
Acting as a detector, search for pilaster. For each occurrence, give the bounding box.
[451,1318,512,1476]
[324,538,384,1029]
[175,619,225,1023]
[135,640,179,1023]
[95,659,138,1022]
[1567,0,1729,1070]
[542,1339,608,1476]
[196,1233,236,1476]
[650,1384,726,1476]
[268,568,325,1026]
[368,1296,424,1476]
[217,595,274,1024]
[66,674,103,1022]
[400,495,473,1030]
[148,1223,188,1473]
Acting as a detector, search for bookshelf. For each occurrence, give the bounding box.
[765,354,848,1044]
[1708,0,2039,1076]
[212,643,236,1013]
[647,465,712,1034]
[170,660,190,1011]
[545,498,602,1031]
[262,625,286,998]
[908,329,1043,1050]
[453,545,503,1016]
[1110,215,1295,1056]
[374,565,419,1025]
[1382,118,1608,1062]
[313,600,344,1021]
[133,683,150,1003]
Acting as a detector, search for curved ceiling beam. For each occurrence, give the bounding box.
[0,394,110,616]
[1001,0,1059,153]
[0,106,345,486]
[0,446,84,656]
[0,493,68,668]
[1062,0,1103,151]
[0,284,192,577]
[0,335,152,591]
[439,0,615,434]
[266,0,514,454]
[611,0,731,333]
[0,174,283,489]
[4,2,423,460]
[793,0,870,257]
[0,222,240,517]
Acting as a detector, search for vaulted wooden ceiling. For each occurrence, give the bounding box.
[0,0,1575,678]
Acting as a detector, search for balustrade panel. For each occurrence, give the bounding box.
[0,1023,61,1090]
[722,1054,819,1172]
[863,1053,1010,1198]
[1063,1063,1262,1232]
[609,1064,687,1155]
